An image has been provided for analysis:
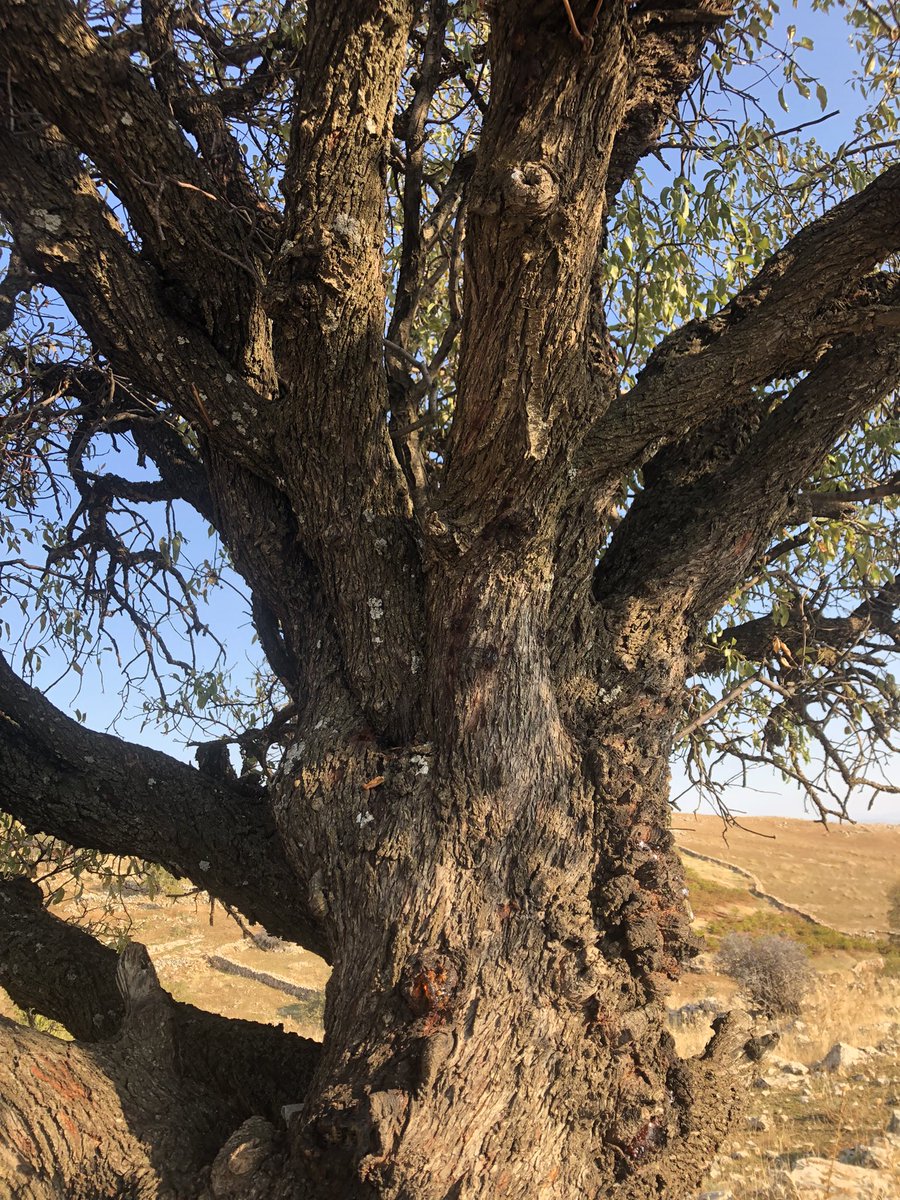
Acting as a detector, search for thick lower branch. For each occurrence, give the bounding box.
[0,877,320,1126]
[0,1015,165,1199]
[0,940,307,1199]
[0,654,327,956]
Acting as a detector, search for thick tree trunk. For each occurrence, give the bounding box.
[0,561,751,1200]
[5,4,869,1195]
[261,556,754,1199]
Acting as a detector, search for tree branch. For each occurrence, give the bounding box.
[595,324,900,624]
[0,654,329,957]
[140,0,279,232]
[0,247,34,334]
[794,472,900,518]
[579,162,900,483]
[0,0,272,377]
[266,0,424,740]
[606,1,733,202]
[440,1,632,535]
[0,1013,173,1197]
[0,877,320,1120]
[696,580,900,674]
[0,941,304,1197]
[437,1,730,543]
[0,115,274,476]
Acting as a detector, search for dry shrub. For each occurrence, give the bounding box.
[715,932,812,1016]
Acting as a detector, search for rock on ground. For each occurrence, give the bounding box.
[771,1156,893,1198]
[816,1042,872,1072]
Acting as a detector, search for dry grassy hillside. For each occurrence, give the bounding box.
[673,813,900,936]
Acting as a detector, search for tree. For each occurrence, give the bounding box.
[0,0,898,1196]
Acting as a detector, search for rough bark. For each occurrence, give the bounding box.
[0,877,319,1118]
[257,548,751,1198]
[267,0,424,742]
[0,943,291,1199]
[577,161,900,485]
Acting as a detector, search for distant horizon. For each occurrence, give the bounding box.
[672,803,899,828]
[670,760,900,826]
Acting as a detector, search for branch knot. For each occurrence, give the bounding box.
[502,162,559,218]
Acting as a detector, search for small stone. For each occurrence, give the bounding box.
[817,1042,870,1072]
[778,1060,808,1075]
[851,956,885,978]
[838,1144,890,1169]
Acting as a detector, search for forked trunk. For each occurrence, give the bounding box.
[267,553,752,1199]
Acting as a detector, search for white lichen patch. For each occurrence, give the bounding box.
[281,742,306,773]
[332,213,362,244]
[30,209,63,233]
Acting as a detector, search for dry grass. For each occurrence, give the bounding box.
[674,814,900,936]
[778,974,900,1066]
[673,945,900,1198]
